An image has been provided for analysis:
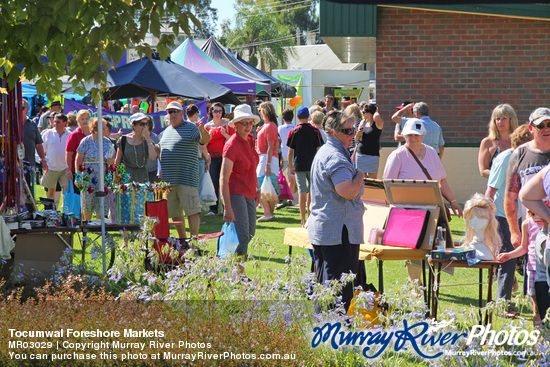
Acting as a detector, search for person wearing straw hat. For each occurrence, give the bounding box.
[220,104,260,279]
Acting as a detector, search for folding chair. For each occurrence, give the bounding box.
[145,199,224,270]
[145,199,186,267]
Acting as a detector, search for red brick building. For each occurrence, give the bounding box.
[321,3,550,146]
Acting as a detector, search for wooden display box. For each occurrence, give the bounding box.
[362,179,452,249]
[14,233,73,276]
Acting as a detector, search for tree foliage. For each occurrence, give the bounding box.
[181,0,218,39]
[0,0,200,101]
[278,0,319,45]
[220,0,312,72]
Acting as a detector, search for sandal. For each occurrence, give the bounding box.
[511,277,519,292]
[503,308,520,318]
[257,216,275,222]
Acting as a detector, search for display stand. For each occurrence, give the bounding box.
[79,222,141,268]
[284,179,452,298]
[383,179,453,246]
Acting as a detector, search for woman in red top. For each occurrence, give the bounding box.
[205,102,234,216]
[65,109,91,194]
[256,101,280,222]
[220,104,260,278]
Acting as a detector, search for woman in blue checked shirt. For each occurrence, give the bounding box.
[308,110,365,312]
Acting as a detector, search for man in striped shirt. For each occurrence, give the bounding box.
[158,101,211,239]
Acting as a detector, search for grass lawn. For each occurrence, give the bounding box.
[32,184,535,329]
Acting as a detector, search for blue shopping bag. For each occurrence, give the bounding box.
[217,222,239,258]
[63,181,81,219]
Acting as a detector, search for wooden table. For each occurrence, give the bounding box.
[284,227,431,296]
[429,259,501,325]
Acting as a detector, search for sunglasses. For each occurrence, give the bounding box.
[534,121,550,130]
[167,110,180,115]
[135,121,148,126]
[238,121,255,127]
[212,109,223,113]
[339,127,356,135]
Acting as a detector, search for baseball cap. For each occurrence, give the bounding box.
[402,118,426,136]
[396,101,412,110]
[529,107,550,126]
[340,96,351,102]
[297,106,310,118]
[165,101,183,111]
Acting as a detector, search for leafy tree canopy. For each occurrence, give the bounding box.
[219,0,311,72]
[181,0,218,39]
[277,0,319,44]
[0,0,199,101]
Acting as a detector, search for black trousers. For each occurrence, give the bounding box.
[313,225,360,312]
[208,156,223,214]
[535,281,550,321]
[496,216,515,301]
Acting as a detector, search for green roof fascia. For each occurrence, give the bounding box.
[320,1,377,38]
[380,4,550,21]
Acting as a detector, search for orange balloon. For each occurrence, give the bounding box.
[289,96,303,108]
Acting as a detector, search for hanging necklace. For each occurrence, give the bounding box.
[132,136,147,168]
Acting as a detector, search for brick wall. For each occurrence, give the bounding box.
[376,7,550,145]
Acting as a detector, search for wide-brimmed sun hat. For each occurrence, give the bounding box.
[230,105,260,126]
[402,118,426,136]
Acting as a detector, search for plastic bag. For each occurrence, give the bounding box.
[277,169,293,201]
[200,172,217,209]
[346,289,383,329]
[217,222,239,258]
[63,181,81,219]
[260,176,278,202]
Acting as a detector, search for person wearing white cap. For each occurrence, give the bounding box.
[114,112,157,182]
[383,118,462,290]
[220,104,260,278]
[384,118,461,215]
[157,101,210,240]
[505,107,550,250]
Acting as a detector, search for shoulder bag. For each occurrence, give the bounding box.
[407,146,452,222]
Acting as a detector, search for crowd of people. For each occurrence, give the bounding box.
[21,96,550,320]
